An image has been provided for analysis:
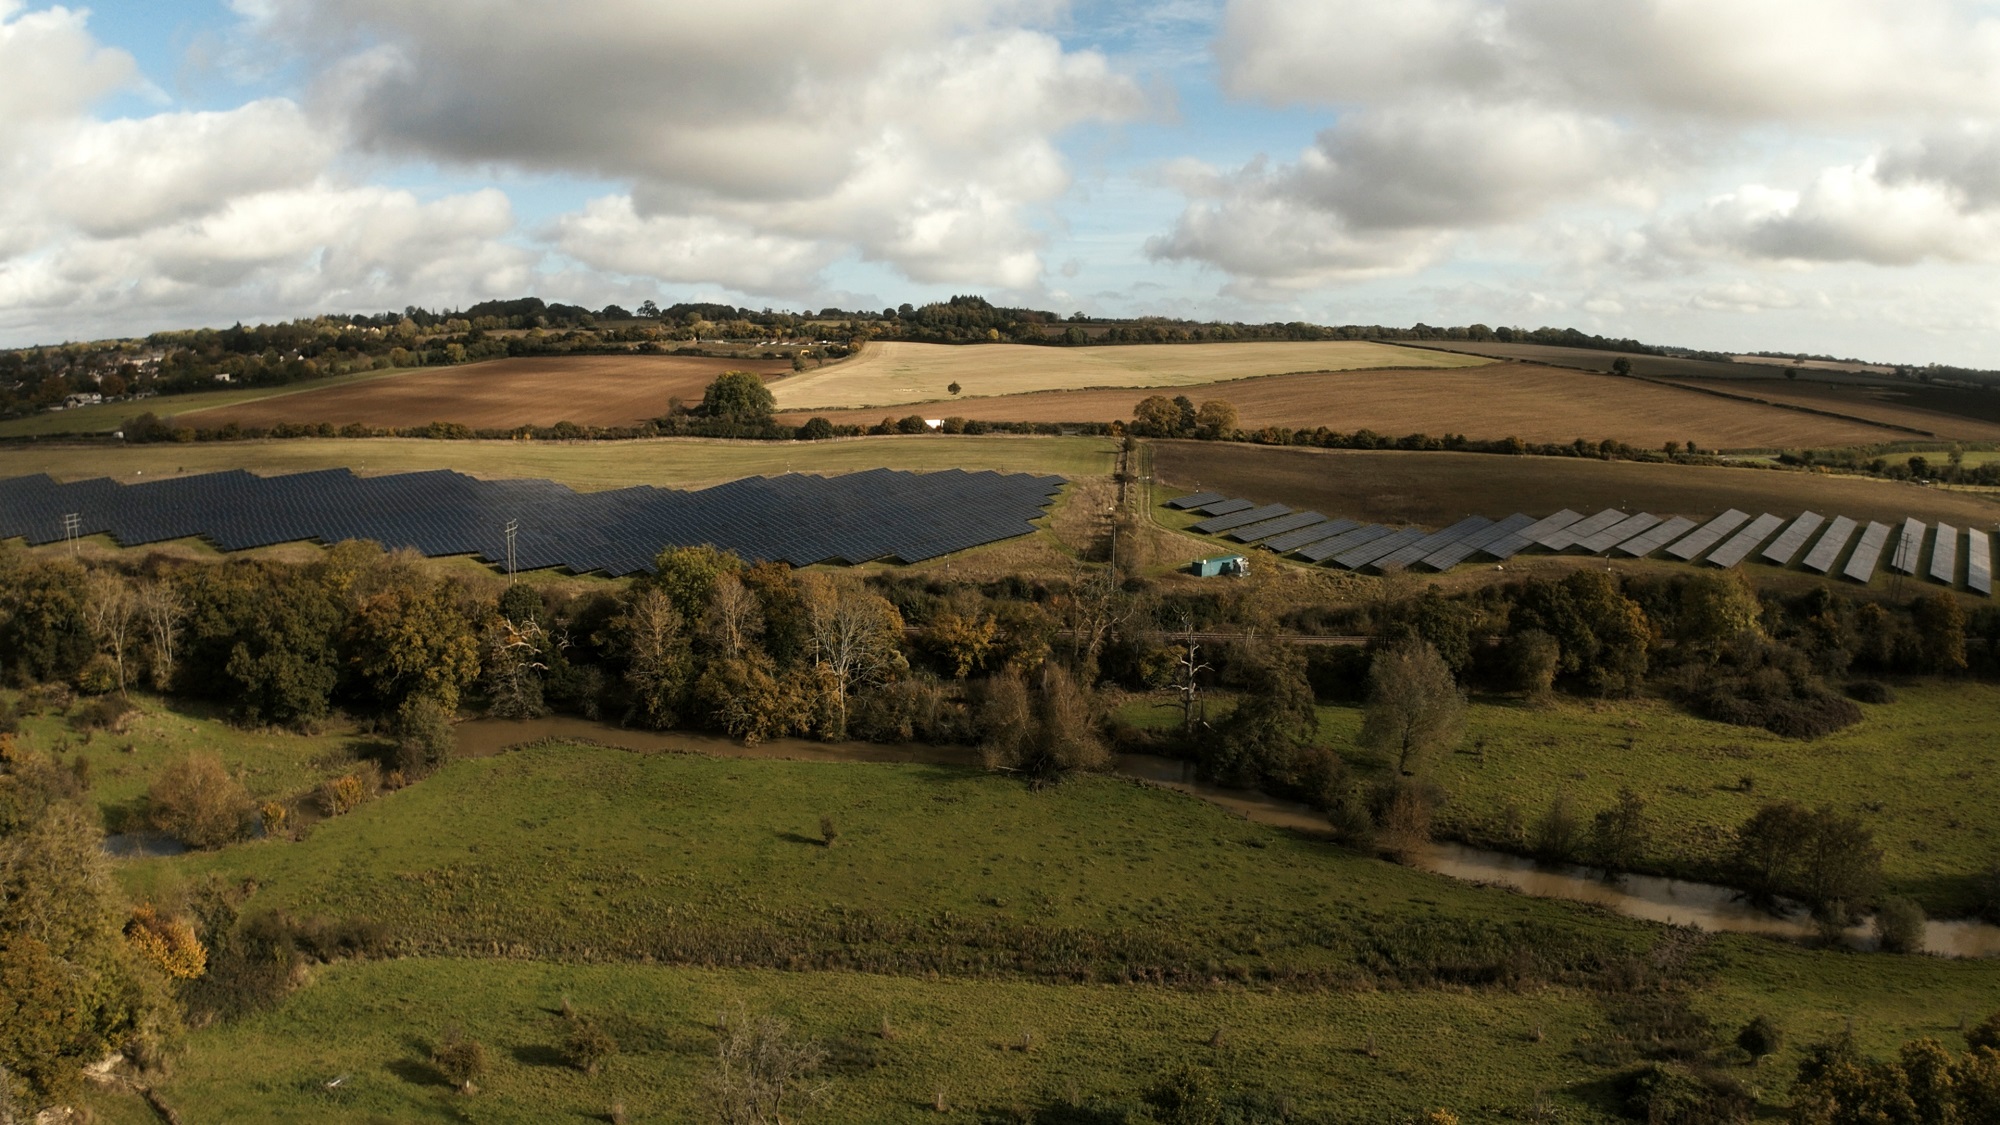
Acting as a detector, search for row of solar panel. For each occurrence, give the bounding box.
[1180,493,1995,593]
[0,467,1067,575]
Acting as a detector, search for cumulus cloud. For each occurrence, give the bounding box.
[0,3,534,343]
[550,196,837,296]
[239,0,1142,288]
[1166,0,2000,290]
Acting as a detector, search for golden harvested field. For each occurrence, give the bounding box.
[1658,377,2000,441]
[781,363,1915,450]
[1152,441,2000,531]
[178,354,793,430]
[767,340,1491,411]
[0,434,1117,493]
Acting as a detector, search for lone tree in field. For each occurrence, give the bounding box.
[699,370,776,423]
[1359,640,1465,776]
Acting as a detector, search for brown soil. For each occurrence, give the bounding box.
[179,355,794,430]
[780,364,1915,450]
[1150,441,2000,531]
[1657,378,2000,441]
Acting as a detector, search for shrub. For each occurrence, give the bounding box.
[1845,679,1896,704]
[1736,1015,1783,1064]
[1616,1061,1752,1123]
[69,694,136,732]
[1532,791,1585,864]
[1147,1062,1224,1125]
[317,762,381,817]
[390,693,457,774]
[1873,896,1927,954]
[432,1029,488,1090]
[795,417,834,441]
[562,1020,618,1076]
[148,752,253,848]
[125,903,208,980]
[819,813,838,847]
[1968,1011,2000,1053]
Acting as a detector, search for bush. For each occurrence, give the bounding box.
[69,694,136,732]
[1845,679,1896,704]
[1736,1015,1782,1063]
[1873,896,1927,954]
[1616,1061,1752,1123]
[561,1020,618,1076]
[795,417,834,441]
[391,693,457,774]
[1532,791,1585,864]
[317,762,381,817]
[148,752,253,848]
[1968,1011,2000,1053]
[432,1029,488,1090]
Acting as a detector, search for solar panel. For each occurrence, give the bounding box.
[1800,516,1858,574]
[1889,517,1925,575]
[0,467,1065,574]
[1370,516,1495,572]
[1613,516,1697,557]
[1665,510,1750,561]
[1191,503,1291,534]
[1227,510,1326,543]
[1484,509,1583,559]
[1167,491,1225,510]
[1298,524,1393,562]
[1969,529,1993,596]
[1332,527,1423,569]
[1578,512,1661,554]
[1195,497,1254,517]
[1538,508,1626,551]
[1419,513,1536,571]
[1705,513,1784,568]
[1843,521,1892,583]
[1263,518,1359,554]
[1759,512,1824,566]
[1930,524,1959,585]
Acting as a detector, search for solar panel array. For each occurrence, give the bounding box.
[1705,513,1785,569]
[1172,490,1995,595]
[1801,516,1858,574]
[1844,522,1892,584]
[1760,512,1824,566]
[0,467,1065,575]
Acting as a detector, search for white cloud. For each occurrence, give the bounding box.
[551,196,837,296]
[240,0,1142,289]
[0,0,135,136]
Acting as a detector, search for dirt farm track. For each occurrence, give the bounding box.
[178,354,794,431]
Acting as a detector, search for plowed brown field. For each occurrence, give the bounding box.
[1151,442,2000,530]
[1656,378,2000,441]
[778,364,1914,450]
[179,355,792,430]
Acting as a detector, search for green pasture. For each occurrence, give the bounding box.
[1119,681,2000,913]
[79,737,2000,1123]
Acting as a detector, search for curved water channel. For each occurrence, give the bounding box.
[458,716,2000,959]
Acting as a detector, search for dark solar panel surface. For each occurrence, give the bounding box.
[1930,524,1959,584]
[0,468,1064,572]
[1485,509,1582,559]
[1263,518,1358,554]
[1195,497,1254,517]
[1333,527,1423,569]
[1167,491,1225,510]
[1419,513,1535,570]
[1613,516,1696,557]
[1577,512,1661,554]
[1705,513,1784,568]
[1843,521,1892,583]
[1539,508,1626,551]
[1192,503,1291,534]
[1299,524,1393,563]
[1226,510,1325,543]
[1800,516,1858,573]
[1665,509,1750,561]
[1371,516,1493,572]
[1760,512,1824,566]
[1889,517,1926,575]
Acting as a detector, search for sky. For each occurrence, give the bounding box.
[6,1,2000,366]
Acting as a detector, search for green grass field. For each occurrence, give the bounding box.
[79,735,2000,1123]
[0,434,1117,491]
[0,369,417,439]
[1120,682,2000,914]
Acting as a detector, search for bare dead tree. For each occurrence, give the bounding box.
[706,1008,828,1125]
[800,576,906,740]
[83,571,137,695]
[1174,614,1212,737]
[136,579,186,691]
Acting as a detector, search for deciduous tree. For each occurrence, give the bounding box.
[1359,640,1464,775]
